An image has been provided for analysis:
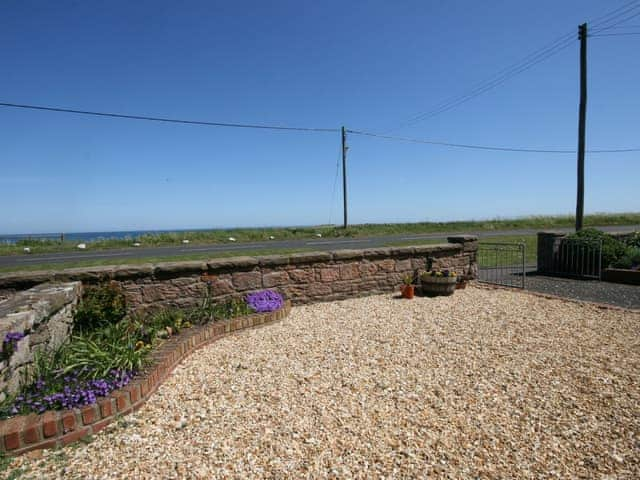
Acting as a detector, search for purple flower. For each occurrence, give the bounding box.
[6,368,135,416]
[2,332,25,355]
[245,290,284,313]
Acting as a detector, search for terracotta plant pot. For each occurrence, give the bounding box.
[456,280,467,289]
[401,284,415,299]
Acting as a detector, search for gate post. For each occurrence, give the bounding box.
[447,235,479,279]
[537,231,565,274]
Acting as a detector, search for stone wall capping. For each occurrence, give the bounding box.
[52,266,114,283]
[0,271,55,291]
[360,247,393,259]
[331,249,365,261]
[413,243,461,255]
[256,255,290,267]
[388,246,416,257]
[447,235,479,243]
[288,251,333,264]
[154,261,207,277]
[111,264,155,281]
[206,256,260,272]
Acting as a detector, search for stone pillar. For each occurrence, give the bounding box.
[447,235,479,279]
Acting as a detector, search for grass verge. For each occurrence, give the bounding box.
[2,213,638,257]
[0,248,313,274]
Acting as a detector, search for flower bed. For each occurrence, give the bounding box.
[0,287,290,456]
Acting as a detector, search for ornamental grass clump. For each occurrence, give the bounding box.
[245,290,284,313]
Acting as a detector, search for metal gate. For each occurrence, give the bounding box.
[541,237,603,279]
[478,242,526,288]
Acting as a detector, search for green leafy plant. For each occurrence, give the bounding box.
[611,247,640,269]
[567,228,628,268]
[624,232,640,249]
[73,283,126,332]
[402,274,414,285]
[62,333,146,379]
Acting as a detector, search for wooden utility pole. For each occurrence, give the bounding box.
[341,126,348,228]
[575,23,587,231]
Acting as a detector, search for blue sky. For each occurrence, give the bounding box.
[1,0,639,234]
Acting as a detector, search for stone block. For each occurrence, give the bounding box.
[9,335,31,368]
[53,266,113,283]
[359,261,378,277]
[154,261,206,278]
[257,255,290,267]
[331,281,358,294]
[209,278,234,296]
[262,271,290,288]
[288,269,314,283]
[332,249,364,261]
[395,259,412,272]
[207,257,259,273]
[361,248,392,260]
[339,263,360,280]
[232,271,262,290]
[288,252,332,265]
[374,259,396,272]
[319,267,340,282]
[111,264,155,280]
[389,246,415,257]
[411,258,427,270]
[306,283,332,297]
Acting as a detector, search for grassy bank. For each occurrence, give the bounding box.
[2,213,639,258]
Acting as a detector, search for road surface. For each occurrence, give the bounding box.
[1,225,637,268]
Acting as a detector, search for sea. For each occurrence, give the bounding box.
[0,228,215,244]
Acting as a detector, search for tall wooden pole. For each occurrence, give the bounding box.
[575,23,587,231]
[341,126,348,228]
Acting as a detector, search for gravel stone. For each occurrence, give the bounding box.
[4,286,639,479]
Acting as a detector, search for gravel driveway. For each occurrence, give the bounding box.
[4,287,639,479]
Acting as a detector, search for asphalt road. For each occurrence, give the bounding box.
[1,225,638,268]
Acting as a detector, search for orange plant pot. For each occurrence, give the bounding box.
[401,284,415,299]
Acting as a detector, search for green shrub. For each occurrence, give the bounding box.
[613,247,640,269]
[611,255,633,269]
[74,283,126,332]
[568,228,628,268]
[147,309,186,334]
[624,232,640,249]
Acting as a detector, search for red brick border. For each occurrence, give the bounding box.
[0,301,291,456]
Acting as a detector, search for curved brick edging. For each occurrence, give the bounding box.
[0,301,292,456]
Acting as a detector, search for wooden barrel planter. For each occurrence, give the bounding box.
[420,274,457,296]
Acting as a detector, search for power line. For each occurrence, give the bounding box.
[0,102,339,133]
[384,1,640,132]
[385,34,576,132]
[591,2,640,32]
[346,129,640,154]
[590,32,640,37]
[591,24,640,29]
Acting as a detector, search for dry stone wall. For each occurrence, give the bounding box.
[0,282,81,402]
